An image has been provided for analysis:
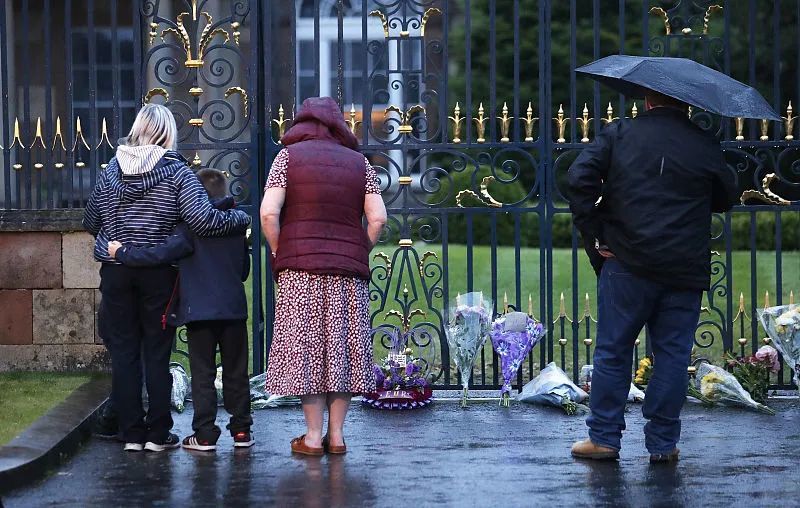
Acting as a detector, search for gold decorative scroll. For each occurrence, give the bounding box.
[144,88,169,104]
[740,173,792,205]
[420,8,442,37]
[224,87,249,117]
[703,5,723,35]
[649,7,671,35]
[455,176,503,208]
[373,252,392,276]
[418,251,438,278]
[385,105,425,135]
[368,10,389,38]
[158,11,231,68]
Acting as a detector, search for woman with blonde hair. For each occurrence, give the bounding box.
[84,103,251,452]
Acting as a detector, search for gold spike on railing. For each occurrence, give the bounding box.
[522,101,538,142]
[578,103,592,143]
[10,118,25,149]
[528,294,533,317]
[583,292,591,317]
[764,290,770,308]
[497,102,513,143]
[272,104,292,140]
[554,104,567,143]
[631,102,638,118]
[735,117,745,141]
[449,102,464,143]
[559,292,566,317]
[53,117,66,151]
[790,291,795,305]
[97,118,114,149]
[72,117,91,152]
[782,101,796,141]
[32,117,46,149]
[346,104,362,135]
[760,119,770,141]
[474,103,487,143]
[503,292,509,314]
[603,102,619,125]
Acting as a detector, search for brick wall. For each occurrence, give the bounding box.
[0,211,109,371]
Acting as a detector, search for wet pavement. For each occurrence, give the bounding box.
[4,397,800,507]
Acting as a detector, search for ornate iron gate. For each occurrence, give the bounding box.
[1,1,797,388]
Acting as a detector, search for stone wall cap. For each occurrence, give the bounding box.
[0,209,86,232]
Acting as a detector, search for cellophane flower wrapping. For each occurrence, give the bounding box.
[695,362,774,415]
[170,364,190,413]
[445,292,493,404]
[516,362,589,415]
[248,372,301,409]
[489,312,545,398]
[758,304,800,387]
[579,364,645,403]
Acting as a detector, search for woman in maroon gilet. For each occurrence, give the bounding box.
[260,97,387,456]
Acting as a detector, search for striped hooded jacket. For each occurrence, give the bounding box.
[83,145,251,263]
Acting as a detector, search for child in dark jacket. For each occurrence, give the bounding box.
[108,169,254,451]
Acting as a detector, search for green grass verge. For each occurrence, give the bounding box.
[0,372,94,446]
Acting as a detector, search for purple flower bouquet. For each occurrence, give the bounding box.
[362,327,433,410]
[489,312,546,407]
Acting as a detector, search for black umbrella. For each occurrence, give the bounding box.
[575,55,780,120]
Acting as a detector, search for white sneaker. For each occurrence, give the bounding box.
[124,443,144,452]
[144,433,180,452]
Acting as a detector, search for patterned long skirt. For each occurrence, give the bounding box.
[265,270,376,396]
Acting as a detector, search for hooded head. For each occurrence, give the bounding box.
[116,104,178,175]
[280,97,359,151]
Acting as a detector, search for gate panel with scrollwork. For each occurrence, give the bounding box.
[1,1,796,388]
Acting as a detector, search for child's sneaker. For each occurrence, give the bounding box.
[144,433,180,452]
[233,431,255,448]
[182,435,217,452]
[123,442,144,452]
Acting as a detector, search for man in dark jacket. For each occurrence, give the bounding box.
[108,169,254,451]
[568,91,738,463]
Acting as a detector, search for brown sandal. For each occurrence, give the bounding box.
[291,434,324,456]
[322,435,347,455]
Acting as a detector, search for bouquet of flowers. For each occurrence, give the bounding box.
[489,312,546,406]
[362,327,433,410]
[758,304,800,387]
[693,362,775,415]
[633,356,653,387]
[579,364,645,403]
[724,345,780,404]
[170,363,190,413]
[446,292,493,407]
[516,362,589,415]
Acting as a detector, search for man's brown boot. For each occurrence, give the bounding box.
[649,448,680,464]
[571,439,620,460]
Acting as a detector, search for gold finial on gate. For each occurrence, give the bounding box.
[649,7,671,35]
[497,102,513,143]
[97,118,114,149]
[53,116,66,151]
[346,104,362,135]
[703,5,723,35]
[603,102,619,125]
[72,117,90,152]
[631,102,638,118]
[782,101,796,141]
[760,119,770,141]
[449,102,465,143]
[503,292,509,314]
[735,117,745,141]
[522,102,538,142]
[474,103,487,143]
[583,293,592,318]
[764,291,770,308]
[528,294,533,317]
[32,117,46,149]
[578,103,592,143]
[10,118,25,149]
[272,105,292,140]
[554,104,568,143]
[790,290,795,305]
[559,292,566,317]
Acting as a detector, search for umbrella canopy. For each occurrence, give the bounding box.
[576,55,780,120]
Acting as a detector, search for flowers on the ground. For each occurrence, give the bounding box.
[758,304,800,387]
[363,327,433,410]
[724,345,779,404]
[489,312,546,406]
[516,362,589,415]
[633,356,653,387]
[446,292,493,407]
[695,362,775,415]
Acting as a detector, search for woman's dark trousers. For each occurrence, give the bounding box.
[186,320,253,442]
[99,264,177,444]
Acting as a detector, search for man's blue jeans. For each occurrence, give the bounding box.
[587,259,702,454]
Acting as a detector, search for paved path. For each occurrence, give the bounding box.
[4,398,800,507]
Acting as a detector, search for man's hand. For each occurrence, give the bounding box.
[107,241,123,259]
